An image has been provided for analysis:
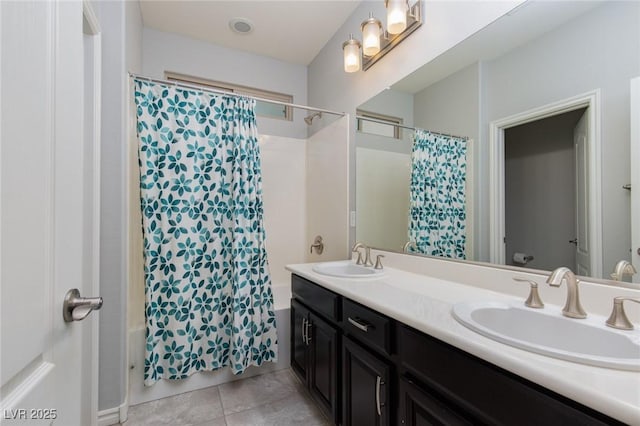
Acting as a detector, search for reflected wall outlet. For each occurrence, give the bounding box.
[350,211,356,227]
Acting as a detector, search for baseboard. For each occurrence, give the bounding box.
[97,399,128,426]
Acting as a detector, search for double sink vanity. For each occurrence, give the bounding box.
[286,253,640,425]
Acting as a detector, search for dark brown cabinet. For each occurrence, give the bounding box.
[398,376,473,426]
[397,324,622,426]
[342,336,391,426]
[309,311,339,421]
[290,285,340,424]
[291,274,624,426]
[290,299,310,382]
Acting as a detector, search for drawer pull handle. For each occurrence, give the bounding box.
[302,318,308,345]
[348,317,371,332]
[376,375,384,416]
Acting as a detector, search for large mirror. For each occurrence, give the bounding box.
[355,1,639,281]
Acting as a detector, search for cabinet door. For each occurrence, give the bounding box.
[291,299,310,383]
[343,336,391,426]
[398,376,474,426]
[309,312,340,424]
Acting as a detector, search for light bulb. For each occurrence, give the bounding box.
[387,0,408,35]
[361,14,381,57]
[342,35,361,73]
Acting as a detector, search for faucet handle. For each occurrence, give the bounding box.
[352,242,365,265]
[374,255,385,270]
[513,277,545,309]
[606,297,640,330]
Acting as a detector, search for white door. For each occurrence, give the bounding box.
[574,111,591,276]
[631,77,640,282]
[1,1,97,425]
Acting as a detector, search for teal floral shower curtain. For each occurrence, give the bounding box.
[408,129,467,259]
[134,79,277,386]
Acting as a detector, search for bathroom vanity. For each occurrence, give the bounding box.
[287,260,639,426]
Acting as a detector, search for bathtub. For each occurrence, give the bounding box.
[128,283,292,406]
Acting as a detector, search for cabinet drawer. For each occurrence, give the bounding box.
[292,274,340,323]
[343,299,392,356]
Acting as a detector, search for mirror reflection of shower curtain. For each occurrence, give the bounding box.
[133,79,277,386]
[408,129,467,259]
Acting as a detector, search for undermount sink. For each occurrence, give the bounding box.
[312,260,385,279]
[452,301,640,371]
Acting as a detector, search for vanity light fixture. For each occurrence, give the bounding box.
[342,1,422,73]
[343,33,362,73]
[386,0,409,34]
[361,12,383,56]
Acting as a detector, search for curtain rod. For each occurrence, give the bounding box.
[129,72,345,117]
[356,115,469,140]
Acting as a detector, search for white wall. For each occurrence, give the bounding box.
[307,0,523,244]
[414,63,480,141]
[482,1,640,272]
[142,28,308,139]
[93,0,142,413]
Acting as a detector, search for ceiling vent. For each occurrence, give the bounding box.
[229,18,254,34]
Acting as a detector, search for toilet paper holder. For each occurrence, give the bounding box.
[513,252,534,265]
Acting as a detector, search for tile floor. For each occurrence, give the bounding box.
[120,369,330,426]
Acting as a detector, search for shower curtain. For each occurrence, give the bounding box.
[134,79,277,385]
[408,129,467,259]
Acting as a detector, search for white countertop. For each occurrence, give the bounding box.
[286,262,640,425]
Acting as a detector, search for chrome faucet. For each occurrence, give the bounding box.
[546,267,587,319]
[610,260,637,281]
[352,242,366,265]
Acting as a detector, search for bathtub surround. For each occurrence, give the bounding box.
[305,116,350,263]
[134,79,277,384]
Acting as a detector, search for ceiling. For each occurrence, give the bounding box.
[139,1,362,65]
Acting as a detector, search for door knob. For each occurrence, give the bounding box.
[63,288,103,322]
